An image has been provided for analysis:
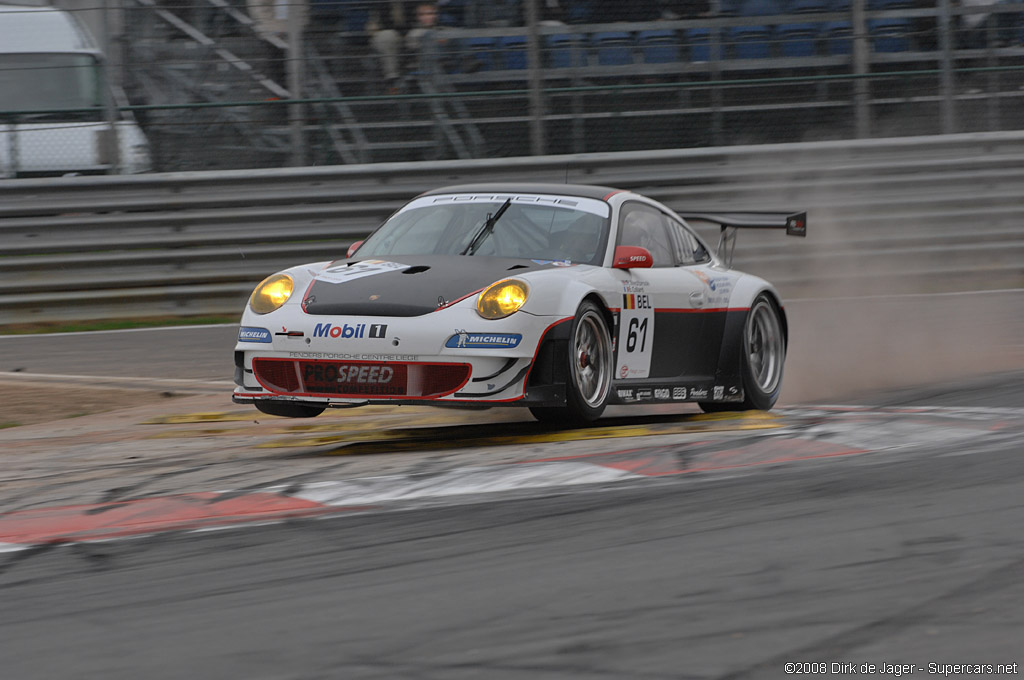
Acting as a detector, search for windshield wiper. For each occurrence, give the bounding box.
[461,198,512,256]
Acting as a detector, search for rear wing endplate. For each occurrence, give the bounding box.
[677,211,807,267]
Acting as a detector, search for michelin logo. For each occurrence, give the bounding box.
[238,327,272,343]
[445,331,522,349]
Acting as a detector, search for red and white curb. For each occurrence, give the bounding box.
[1,405,1020,552]
[0,462,636,551]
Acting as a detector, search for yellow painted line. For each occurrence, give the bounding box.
[142,412,257,424]
[278,413,465,434]
[146,429,245,439]
[141,404,446,426]
[256,411,782,452]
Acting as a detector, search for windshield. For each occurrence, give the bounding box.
[0,53,103,118]
[357,193,612,265]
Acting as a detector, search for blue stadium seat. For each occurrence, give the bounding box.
[728,25,773,59]
[736,0,781,16]
[499,35,528,70]
[790,0,829,12]
[311,0,369,29]
[591,31,635,66]
[777,23,821,57]
[718,0,741,16]
[464,36,498,72]
[869,18,913,52]
[830,0,850,11]
[438,0,466,27]
[638,29,681,64]
[825,21,852,55]
[566,0,595,23]
[546,33,582,68]
[687,27,711,62]
[868,0,915,9]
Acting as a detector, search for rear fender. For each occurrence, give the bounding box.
[713,284,788,389]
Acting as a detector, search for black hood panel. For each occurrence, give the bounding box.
[303,255,551,317]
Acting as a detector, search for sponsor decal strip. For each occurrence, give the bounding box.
[608,307,749,315]
[238,327,272,343]
[446,332,522,349]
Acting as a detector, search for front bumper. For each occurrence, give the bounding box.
[232,305,572,409]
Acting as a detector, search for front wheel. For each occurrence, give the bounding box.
[699,294,785,413]
[530,300,613,425]
[255,401,326,418]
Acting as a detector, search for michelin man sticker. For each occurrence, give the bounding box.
[617,280,654,379]
[316,260,407,285]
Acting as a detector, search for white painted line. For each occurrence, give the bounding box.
[0,372,234,388]
[276,462,639,506]
[0,323,237,340]
[789,289,1024,303]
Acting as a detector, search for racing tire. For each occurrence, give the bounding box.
[699,294,785,413]
[530,300,613,425]
[255,401,326,418]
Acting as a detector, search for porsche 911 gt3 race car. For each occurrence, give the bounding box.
[233,183,806,423]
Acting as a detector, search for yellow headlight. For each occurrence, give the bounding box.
[476,278,530,319]
[249,273,295,314]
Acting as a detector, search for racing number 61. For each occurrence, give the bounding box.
[626,317,648,353]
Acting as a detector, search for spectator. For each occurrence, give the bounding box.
[247,0,308,38]
[540,0,568,25]
[406,1,453,78]
[368,1,415,85]
[958,0,1012,48]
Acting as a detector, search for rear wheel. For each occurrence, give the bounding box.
[530,300,612,425]
[255,401,326,418]
[699,294,785,413]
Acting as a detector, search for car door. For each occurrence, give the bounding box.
[613,201,713,385]
[664,213,737,381]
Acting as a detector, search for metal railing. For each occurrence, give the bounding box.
[6,1,1024,175]
[1,130,1023,325]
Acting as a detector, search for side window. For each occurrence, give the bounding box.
[617,203,675,267]
[667,217,711,266]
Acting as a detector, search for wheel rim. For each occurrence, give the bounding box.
[746,299,784,395]
[573,310,611,408]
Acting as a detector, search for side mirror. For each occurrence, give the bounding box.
[612,246,653,269]
[346,240,364,258]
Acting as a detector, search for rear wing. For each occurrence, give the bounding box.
[677,211,807,267]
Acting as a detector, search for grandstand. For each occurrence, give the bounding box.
[14,0,1024,171]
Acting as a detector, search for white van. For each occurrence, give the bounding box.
[0,3,151,177]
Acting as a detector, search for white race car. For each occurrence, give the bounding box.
[233,183,806,423]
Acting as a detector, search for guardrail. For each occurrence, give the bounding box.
[1,130,1023,325]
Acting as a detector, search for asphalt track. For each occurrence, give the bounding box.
[1,320,1023,679]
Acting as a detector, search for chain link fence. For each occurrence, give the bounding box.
[2,0,1024,175]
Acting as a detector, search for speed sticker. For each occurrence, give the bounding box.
[617,289,654,379]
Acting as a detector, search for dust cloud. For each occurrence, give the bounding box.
[780,290,1024,404]
[772,205,1023,404]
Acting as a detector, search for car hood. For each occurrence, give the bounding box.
[302,255,562,317]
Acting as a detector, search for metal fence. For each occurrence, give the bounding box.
[2,129,1022,325]
[3,1,1024,176]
